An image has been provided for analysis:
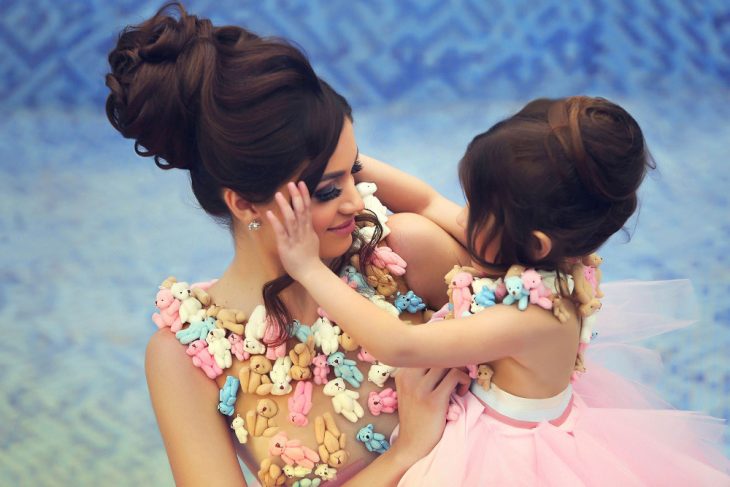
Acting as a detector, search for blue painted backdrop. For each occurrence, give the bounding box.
[1,0,728,485]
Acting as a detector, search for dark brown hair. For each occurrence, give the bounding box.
[105,3,378,340]
[459,96,654,275]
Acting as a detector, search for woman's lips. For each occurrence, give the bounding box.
[328,218,356,235]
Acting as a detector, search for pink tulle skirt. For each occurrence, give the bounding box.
[397,280,730,486]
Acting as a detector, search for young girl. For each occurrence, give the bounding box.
[268,96,730,485]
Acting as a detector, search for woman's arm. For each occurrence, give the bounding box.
[146,330,246,486]
[346,368,471,486]
[357,154,467,246]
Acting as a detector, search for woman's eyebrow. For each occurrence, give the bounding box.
[319,148,359,182]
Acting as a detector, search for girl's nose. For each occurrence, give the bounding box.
[340,179,365,214]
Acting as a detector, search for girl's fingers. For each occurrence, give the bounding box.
[288,182,305,219]
[298,181,311,208]
[419,367,450,391]
[434,368,471,397]
[274,191,298,230]
[266,210,287,240]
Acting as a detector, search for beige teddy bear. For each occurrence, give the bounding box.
[245,398,280,437]
[289,336,315,381]
[476,364,494,390]
[570,261,602,318]
[258,457,286,487]
[239,355,273,394]
[314,412,350,468]
[338,332,359,352]
[206,305,246,335]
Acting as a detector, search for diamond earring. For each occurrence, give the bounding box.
[248,219,261,231]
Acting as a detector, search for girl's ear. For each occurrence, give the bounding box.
[530,230,552,260]
[222,188,260,225]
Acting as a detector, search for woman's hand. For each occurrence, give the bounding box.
[267,181,323,281]
[390,367,471,466]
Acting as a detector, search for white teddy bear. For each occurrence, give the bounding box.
[369,295,400,316]
[367,363,396,388]
[314,463,337,481]
[268,356,293,396]
[243,304,267,355]
[283,464,312,478]
[323,378,363,423]
[311,317,341,355]
[230,414,248,444]
[206,327,232,369]
[356,182,391,240]
[470,277,500,313]
[171,281,205,324]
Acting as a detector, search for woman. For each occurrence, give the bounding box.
[106,4,469,485]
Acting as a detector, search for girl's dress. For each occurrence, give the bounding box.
[396,280,730,486]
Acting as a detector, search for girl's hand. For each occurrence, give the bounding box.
[267,181,322,281]
[390,367,471,466]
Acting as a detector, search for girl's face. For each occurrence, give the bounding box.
[307,118,364,259]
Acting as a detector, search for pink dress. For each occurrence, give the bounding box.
[396,280,730,486]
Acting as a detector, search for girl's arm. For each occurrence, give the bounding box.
[346,367,471,486]
[357,154,467,246]
[146,330,247,486]
[268,183,558,369]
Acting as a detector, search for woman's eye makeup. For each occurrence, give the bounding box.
[351,159,363,174]
[313,186,343,202]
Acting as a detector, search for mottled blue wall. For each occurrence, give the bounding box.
[1,0,728,110]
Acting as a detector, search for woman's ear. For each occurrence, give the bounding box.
[222,188,259,225]
[530,230,552,260]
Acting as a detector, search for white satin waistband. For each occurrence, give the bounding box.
[470,381,573,422]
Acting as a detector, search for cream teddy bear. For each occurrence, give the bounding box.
[243,304,268,355]
[171,281,206,324]
[323,378,363,423]
[257,356,293,396]
[205,327,232,369]
[311,317,341,355]
[356,182,390,238]
[367,363,396,388]
[230,414,248,444]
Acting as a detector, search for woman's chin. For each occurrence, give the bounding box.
[320,233,354,260]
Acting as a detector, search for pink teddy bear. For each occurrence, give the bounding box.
[152,287,182,332]
[367,388,398,416]
[186,339,222,379]
[228,334,249,362]
[357,347,377,364]
[268,432,320,469]
[288,381,313,426]
[521,269,553,310]
[450,272,474,318]
[312,354,330,385]
[262,323,287,360]
[369,246,407,276]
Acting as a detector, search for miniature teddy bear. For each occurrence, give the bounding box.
[356,182,391,237]
[262,322,288,361]
[243,304,268,355]
[283,464,313,479]
[159,275,177,289]
[152,287,182,332]
[357,347,377,364]
[288,380,313,426]
[171,282,206,325]
[238,355,273,394]
[312,354,330,385]
[476,364,494,390]
[228,333,249,361]
[328,352,364,388]
[449,271,474,318]
[471,283,497,313]
[356,423,390,454]
[206,305,246,335]
[218,375,239,416]
[367,363,396,388]
[206,327,232,370]
[351,254,399,299]
[245,398,280,437]
[175,316,216,345]
[367,388,398,416]
[269,431,320,469]
[323,378,364,423]
[185,339,222,379]
[394,290,426,314]
[340,265,376,297]
[570,261,602,318]
[257,356,293,396]
[231,414,248,444]
[370,245,407,276]
[338,331,359,352]
[258,458,286,487]
[521,269,553,310]
[582,253,604,298]
[293,478,322,487]
[502,276,530,311]
[314,412,349,468]
[289,336,315,381]
[314,463,338,481]
[369,294,400,316]
[311,317,341,355]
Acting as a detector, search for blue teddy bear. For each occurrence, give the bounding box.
[473,286,496,308]
[502,276,530,311]
[327,351,364,388]
[356,423,390,454]
[292,319,313,343]
[340,265,376,297]
[175,316,216,345]
[394,290,426,314]
[293,479,321,487]
[218,375,239,416]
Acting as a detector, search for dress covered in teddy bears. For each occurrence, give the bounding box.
[395,279,730,486]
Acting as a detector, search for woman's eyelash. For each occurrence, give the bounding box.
[351,160,363,174]
[314,186,343,202]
